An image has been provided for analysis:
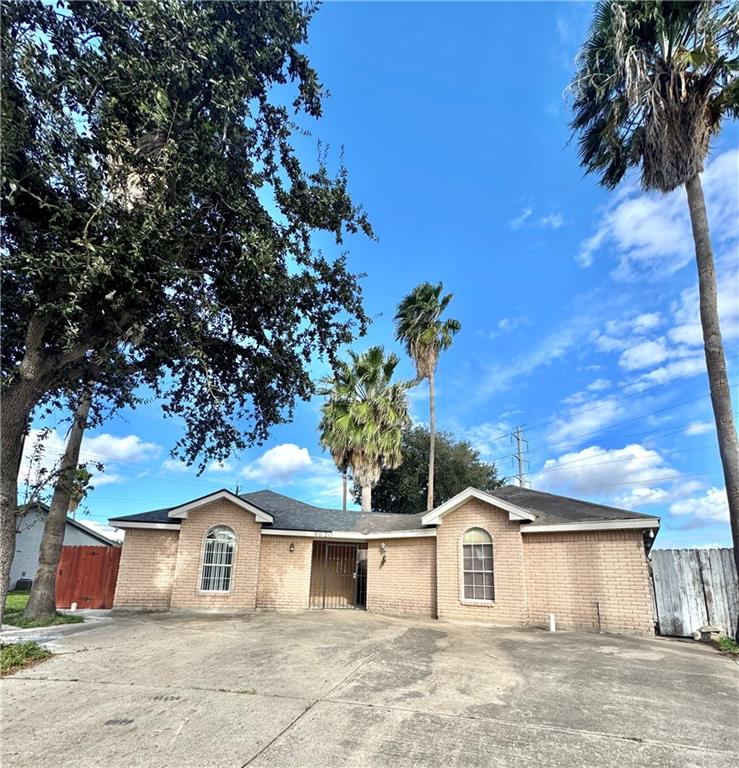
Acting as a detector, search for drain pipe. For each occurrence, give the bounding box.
[548,613,556,632]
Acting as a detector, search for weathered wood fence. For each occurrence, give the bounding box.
[651,548,738,637]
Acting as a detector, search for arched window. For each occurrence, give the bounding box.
[200,525,236,592]
[462,527,494,602]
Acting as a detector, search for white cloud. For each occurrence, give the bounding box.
[632,313,663,332]
[162,458,189,473]
[206,460,234,474]
[539,213,564,229]
[510,207,565,231]
[81,433,160,464]
[618,338,671,371]
[20,428,160,491]
[587,378,611,392]
[684,421,714,436]
[475,323,581,399]
[621,354,706,393]
[670,487,728,523]
[484,316,530,338]
[669,259,739,347]
[74,519,125,543]
[578,149,739,279]
[548,396,624,444]
[241,443,312,484]
[461,421,512,459]
[534,443,677,500]
[300,456,350,509]
[509,206,533,230]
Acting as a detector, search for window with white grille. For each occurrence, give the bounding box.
[462,527,494,602]
[200,525,236,592]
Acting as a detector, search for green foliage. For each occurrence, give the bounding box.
[1,641,52,676]
[394,282,461,381]
[713,634,739,655]
[570,1,739,191]
[355,426,502,514]
[1,0,372,466]
[3,591,83,628]
[319,347,410,491]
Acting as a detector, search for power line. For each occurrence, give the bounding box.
[547,470,722,493]
[478,354,738,447]
[494,385,734,464]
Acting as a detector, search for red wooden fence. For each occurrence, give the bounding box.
[55,546,121,609]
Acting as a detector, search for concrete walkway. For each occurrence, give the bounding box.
[2,610,737,767]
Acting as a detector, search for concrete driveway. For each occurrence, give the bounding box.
[2,611,737,767]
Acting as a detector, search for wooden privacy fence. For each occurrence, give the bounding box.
[55,546,121,609]
[651,548,738,637]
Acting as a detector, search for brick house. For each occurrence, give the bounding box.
[109,486,660,635]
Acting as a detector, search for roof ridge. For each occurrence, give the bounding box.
[493,485,654,520]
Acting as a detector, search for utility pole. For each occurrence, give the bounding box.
[510,425,529,487]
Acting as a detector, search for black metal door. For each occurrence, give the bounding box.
[310,541,361,609]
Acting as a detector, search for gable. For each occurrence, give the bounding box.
[166,490,274,523]
[421,487,535,527]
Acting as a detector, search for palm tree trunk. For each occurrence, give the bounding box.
[361,484,372,512]
[685,174,739,638]
[24,390,92,621]
[427,368,436,511]
[342,470,348,512]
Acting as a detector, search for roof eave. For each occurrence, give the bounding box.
[522,518,661,534]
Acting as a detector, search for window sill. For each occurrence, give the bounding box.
[198,590,233,595]
[460,598,496,606]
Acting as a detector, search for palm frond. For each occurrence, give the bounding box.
[569,0,738,192]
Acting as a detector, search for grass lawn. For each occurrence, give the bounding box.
[4,590,84,629]
[1,641,52,676]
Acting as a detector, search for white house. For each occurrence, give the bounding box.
[12,503,120,589]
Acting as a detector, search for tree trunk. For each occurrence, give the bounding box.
[0,379,41,626]
[361,484,372,512]
[427,368,436,511]
[685,174,739,639]
[24,390,92,621]
[342,470,348,512]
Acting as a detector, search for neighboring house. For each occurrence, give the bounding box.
[109,486,660,635]
[12,503,120,589]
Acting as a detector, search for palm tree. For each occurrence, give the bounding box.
[319,347,410,512]
[395,282,461,511]
[570,0,739,621]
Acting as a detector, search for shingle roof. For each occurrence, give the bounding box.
[488,486,656,527]
[108,490,428,534]
[109,485,657,533]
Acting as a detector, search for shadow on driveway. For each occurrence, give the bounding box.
[2,610,737,767]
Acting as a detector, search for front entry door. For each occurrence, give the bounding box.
[310,541,363,609]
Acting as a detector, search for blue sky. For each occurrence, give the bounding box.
[25,2,738,548]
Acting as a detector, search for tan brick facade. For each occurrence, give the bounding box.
[522,530,654,635]
[366,537,436,618]
[436,499,528,625]
[256,536,312,611]
[169,500,262,611]
[113,529,179,609]
[113,496,655,635]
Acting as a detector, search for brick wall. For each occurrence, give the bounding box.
[523,530,654,635]
[256,536,312,610]
[436,500,528,625]
[169,500,262,611]
[366,537,437,618]
[113,528,179,609]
